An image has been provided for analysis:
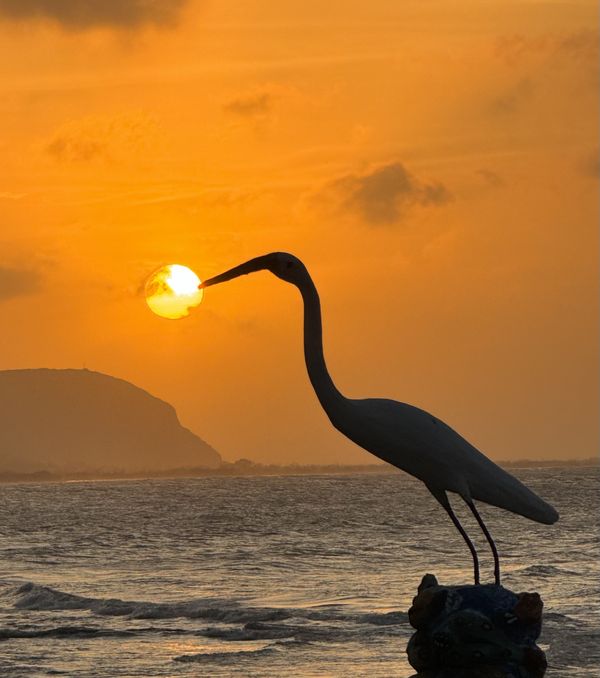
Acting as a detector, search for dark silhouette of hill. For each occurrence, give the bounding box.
[0,369,220,474]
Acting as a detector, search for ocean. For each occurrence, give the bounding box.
[0,468,598,677]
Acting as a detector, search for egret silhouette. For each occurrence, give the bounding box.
[200,252,558,585]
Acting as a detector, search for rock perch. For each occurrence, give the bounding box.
[407,574,547,678]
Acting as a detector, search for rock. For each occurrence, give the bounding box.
[407,575,547,678]
[513,593,543,626]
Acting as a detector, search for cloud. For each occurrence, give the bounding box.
[44,112,159,163]
[0,265,41,301]
[223,92,272,119]
[490,31,598,113]
[489,78,535,116]
[0,0,187,29]
[495,30,599,66]
[320,162,451,226]
[558,30,599,63]
[476,169,505,188]
[580,149,599,178]
[0,191,27,200]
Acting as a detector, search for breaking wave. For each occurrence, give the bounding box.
[8,582,291,623]
[0,580,407,656]
[6,582,406,628]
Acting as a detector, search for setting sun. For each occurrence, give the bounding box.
[145,264,203,319]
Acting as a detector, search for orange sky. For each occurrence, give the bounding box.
[1,0,598,464]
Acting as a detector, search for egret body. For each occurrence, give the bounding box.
[200,252,558,585]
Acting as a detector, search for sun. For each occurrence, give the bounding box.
[145,264,203,319]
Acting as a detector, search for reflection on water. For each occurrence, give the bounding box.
[0,468,598,676]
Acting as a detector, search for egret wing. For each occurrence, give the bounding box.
[345,398,558,524]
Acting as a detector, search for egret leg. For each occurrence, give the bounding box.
[428,487,480,585]
[466,500,501,586]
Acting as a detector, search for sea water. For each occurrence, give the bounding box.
[0,468,598,677]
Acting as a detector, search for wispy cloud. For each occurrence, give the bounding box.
[476,169,505,188]
[44,112,159,163]
[0,0,188,30]
[495,30,599,66]
[0,264,41,301]
[223,92,271,119]
[0,191,27,200]
[580,149,599,178]
[489,78,535,116]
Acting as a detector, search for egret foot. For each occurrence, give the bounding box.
[407,574,547,678]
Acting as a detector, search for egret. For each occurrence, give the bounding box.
[200,252,558,585]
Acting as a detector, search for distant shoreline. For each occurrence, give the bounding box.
[0,458,596,484]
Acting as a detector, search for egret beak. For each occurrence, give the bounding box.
[199,255,271,289]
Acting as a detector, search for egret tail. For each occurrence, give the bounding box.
[468,463,558,525]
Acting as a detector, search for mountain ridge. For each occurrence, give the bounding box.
[0,368,221,473]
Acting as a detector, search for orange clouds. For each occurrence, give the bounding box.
[44,112,160,164]
[223,92,272,119]
[0,0,188,30]
[0,264,41,301]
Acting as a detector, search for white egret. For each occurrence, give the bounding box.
[200,252,558,585]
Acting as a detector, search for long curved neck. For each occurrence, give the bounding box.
[298,274,345,416]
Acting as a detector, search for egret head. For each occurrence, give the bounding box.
[199,252,308,289]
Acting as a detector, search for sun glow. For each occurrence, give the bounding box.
[145,264,203,319]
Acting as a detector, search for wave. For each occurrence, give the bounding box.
[0,617,403,650]
[1,581,409,659]
[173,645,276,663]
[0,579,410,665]
[543,612,572,623]
[509,564,579,578]
[7,582,407,629]
[0,625,135,640]
[196,619,402,644]
[9,582,290,623]
[198,622,296,641]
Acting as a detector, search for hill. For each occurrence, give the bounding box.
[0,369,220,475]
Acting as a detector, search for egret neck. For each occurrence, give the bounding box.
[298,275,345,419]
